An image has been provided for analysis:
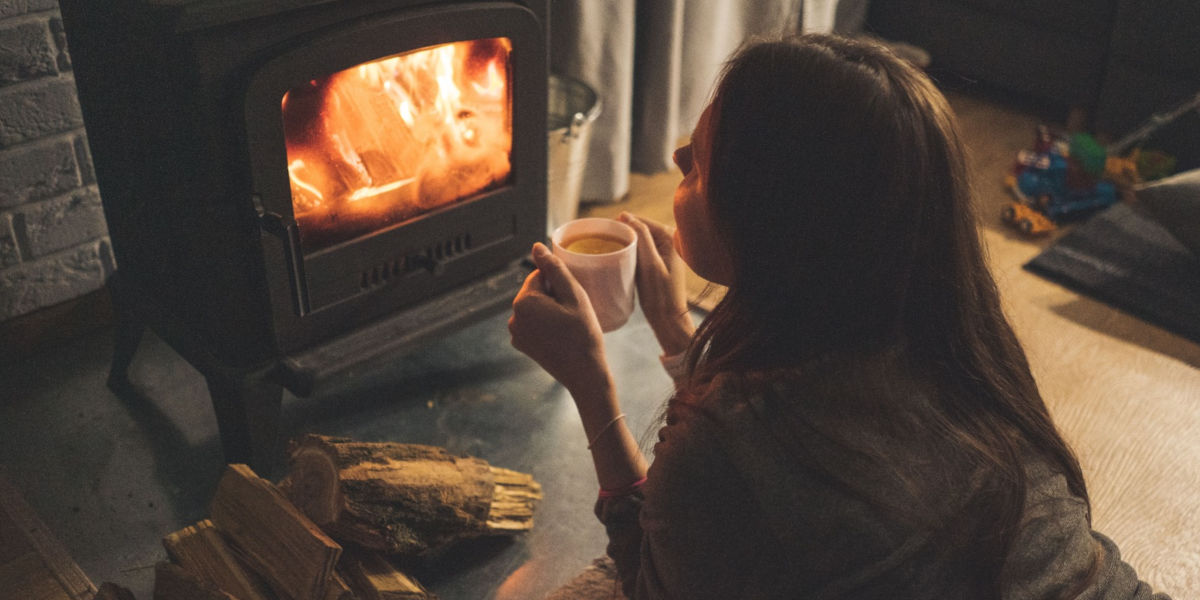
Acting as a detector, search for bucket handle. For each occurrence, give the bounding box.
[560,112,587,142]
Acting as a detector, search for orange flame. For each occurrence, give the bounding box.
[282,38,513,251]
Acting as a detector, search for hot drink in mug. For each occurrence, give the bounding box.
[561,233,629,255]
[551,218,638,332]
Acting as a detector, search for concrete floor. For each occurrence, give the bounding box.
[1,302,684,599]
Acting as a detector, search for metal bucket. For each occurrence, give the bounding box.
[547,73,602,236]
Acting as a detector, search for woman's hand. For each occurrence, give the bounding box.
[510,243,646,491]
[618,212,696,356]
[509,243,611,395]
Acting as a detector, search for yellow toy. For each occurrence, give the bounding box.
[1000,185,1057,234]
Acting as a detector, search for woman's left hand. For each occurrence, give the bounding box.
[618,212,695,356]
[509,243,610,395]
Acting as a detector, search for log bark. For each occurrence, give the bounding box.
[209,464,342,600]
[162,520,272,600]
[281,435,542,556]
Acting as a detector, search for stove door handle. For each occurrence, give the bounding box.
[257,210,312,316]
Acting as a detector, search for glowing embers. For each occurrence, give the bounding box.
[282,38,513,251]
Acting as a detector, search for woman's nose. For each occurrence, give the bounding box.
[673,145,693,176]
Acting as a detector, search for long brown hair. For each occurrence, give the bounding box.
[682,34,1089,596]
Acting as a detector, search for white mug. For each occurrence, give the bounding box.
[551,218,637,332]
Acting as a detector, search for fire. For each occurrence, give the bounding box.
[282,38,513,251]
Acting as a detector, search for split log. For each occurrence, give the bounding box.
[338,549,434,600]
[325,572,357,600]
[95,582,138,600]
[153,561,235,600]
[209,464,342,600]
[0,469,97,600]
[162,519,272,600]
[281,435,542,556]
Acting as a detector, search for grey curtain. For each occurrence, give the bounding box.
[548,0,846,203]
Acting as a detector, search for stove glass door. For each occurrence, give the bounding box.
[281,37,513,252]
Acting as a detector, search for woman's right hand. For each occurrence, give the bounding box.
[509,243,611,395]
[618,212,696,356]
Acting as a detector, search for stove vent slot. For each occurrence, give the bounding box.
[360,259,403,290]
[359,234,474,290]
[426,233,472,262]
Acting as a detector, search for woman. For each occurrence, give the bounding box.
[508,34,1170,599]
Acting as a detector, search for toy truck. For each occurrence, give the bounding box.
[1001,127,1119,234]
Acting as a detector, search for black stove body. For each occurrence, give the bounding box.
[59,0,549,469]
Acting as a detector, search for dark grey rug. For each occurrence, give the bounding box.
[1024,202,1200,345]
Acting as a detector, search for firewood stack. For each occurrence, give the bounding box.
[150,436,543,600]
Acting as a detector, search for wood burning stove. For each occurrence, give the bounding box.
[58,0,549,471]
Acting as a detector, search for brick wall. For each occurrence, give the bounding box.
[0,0,114,323]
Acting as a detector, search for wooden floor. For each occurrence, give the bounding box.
[583,90,1200,596]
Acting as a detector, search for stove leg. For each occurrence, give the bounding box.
[106,280,145,392]
[204,370,284,476]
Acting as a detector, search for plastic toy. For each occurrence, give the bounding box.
[1105,154,1141,189]
[1001,91,1199,236]
[1002,126,1120,234]
[999,195,1056,234]
[1134,149,1177,182]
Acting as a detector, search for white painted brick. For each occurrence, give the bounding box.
[15,185,105,258]
[0,18,56,86]
[0,77,84,147]
[73,133,93,184]
[0,137,79,208]
[48,16,68,72]
[1,211,18,267]
[0,1,61,20]
[0,240,105,320]
[98,236,116,275]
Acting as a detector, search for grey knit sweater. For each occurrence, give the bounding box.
[596,366,1171,600]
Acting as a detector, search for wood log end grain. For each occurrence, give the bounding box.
[283,438,346,526]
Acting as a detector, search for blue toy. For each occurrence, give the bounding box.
[1004,127,1119,232]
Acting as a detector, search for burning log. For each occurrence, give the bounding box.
[209,464,342,600]
[282,38,514,250]
[281,434,542,556]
